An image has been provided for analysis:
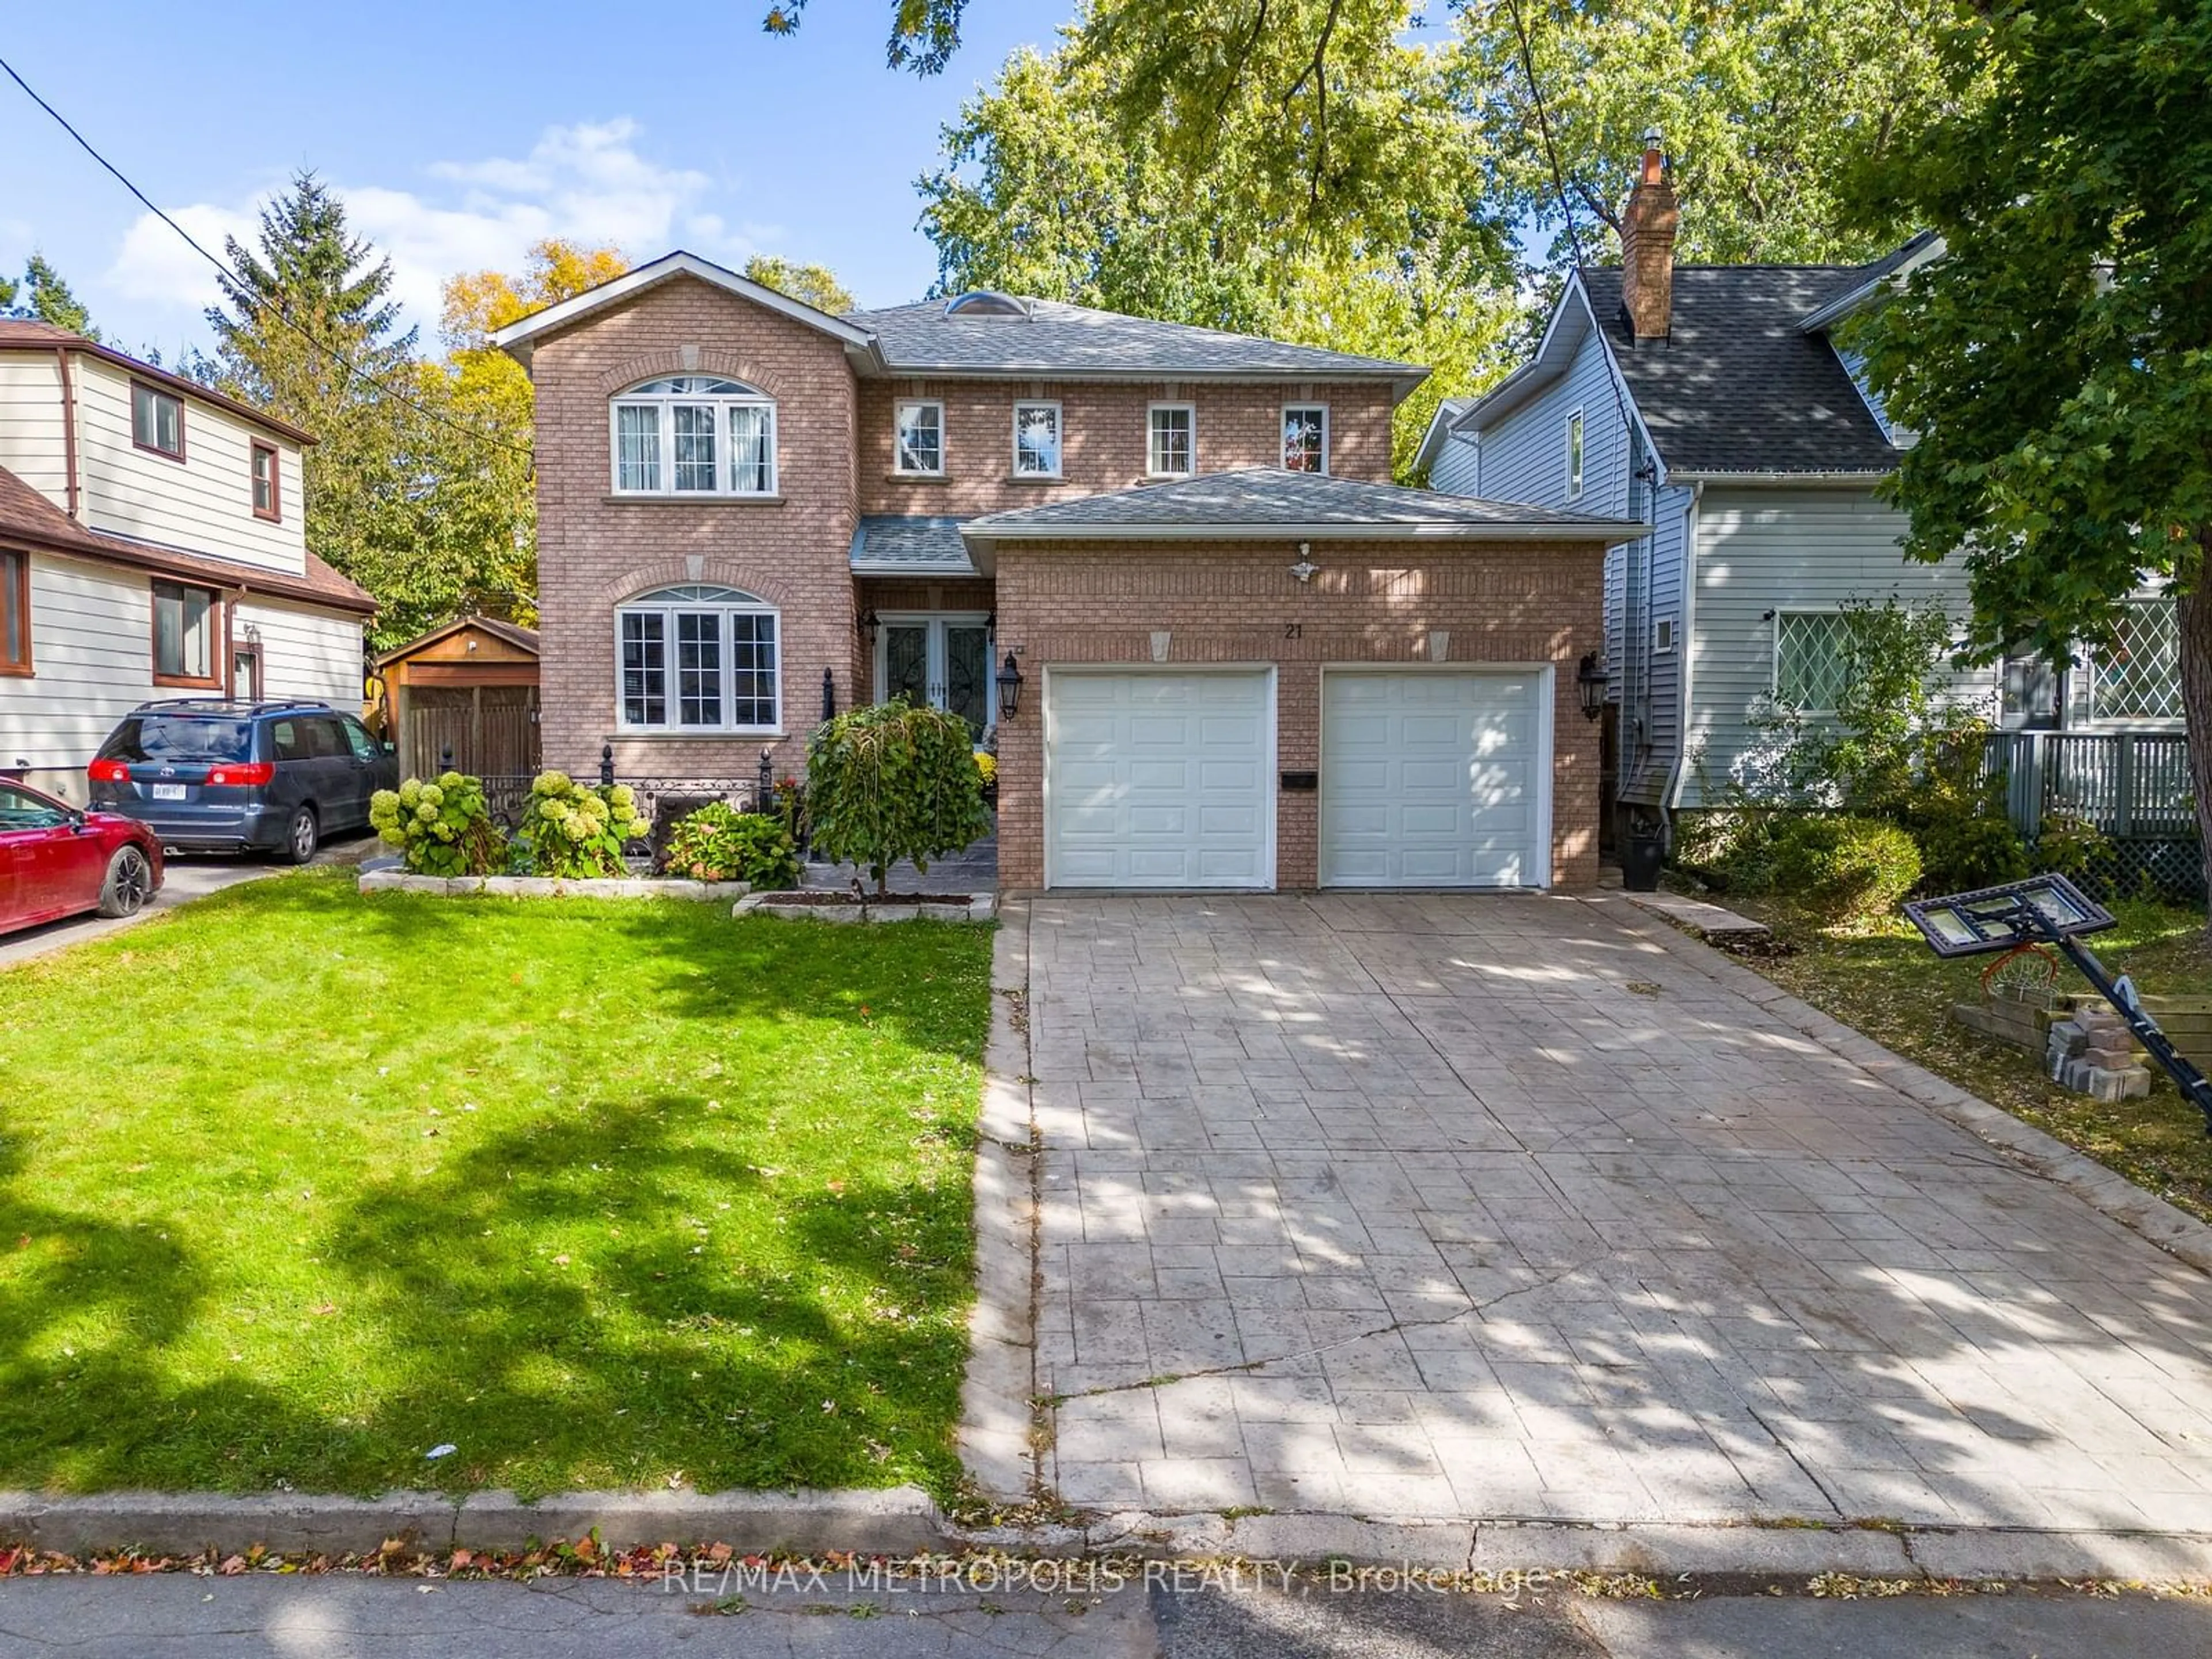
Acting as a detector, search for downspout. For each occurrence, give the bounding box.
[1663,480,1704,816]
[54,347,81,520]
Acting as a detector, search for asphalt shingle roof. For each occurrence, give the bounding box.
[844,298,1426,384]
[963,469,1641,539]
[847,515,978,575]
[1580,266,1900,475]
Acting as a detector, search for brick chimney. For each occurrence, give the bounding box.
[1618,129,1679,343]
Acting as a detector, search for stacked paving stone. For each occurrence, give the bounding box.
[2046,1003,2153,1102]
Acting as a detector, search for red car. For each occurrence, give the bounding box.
[0,776,164,936]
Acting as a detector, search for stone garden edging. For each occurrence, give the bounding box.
[734,893,999,924]
[359,872,751,902]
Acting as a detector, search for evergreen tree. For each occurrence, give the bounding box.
[3,253,98,338]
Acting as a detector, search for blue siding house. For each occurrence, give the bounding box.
[1419,141,2184,850]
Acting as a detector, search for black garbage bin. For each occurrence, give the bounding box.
[1621,816,1665,892]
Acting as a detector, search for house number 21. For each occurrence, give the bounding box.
[1283,623,1303,639]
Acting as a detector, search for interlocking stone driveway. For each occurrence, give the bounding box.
[1024,893,2212,1528]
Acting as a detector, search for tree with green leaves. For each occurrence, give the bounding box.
[921,31,1519,475]
[202,173,537,645]
[742,256,855,316]
[1848,0,2212,921]
[3,253,98,337]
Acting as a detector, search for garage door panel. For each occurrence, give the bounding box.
[1320,671,1546,889]
[1047,671,1272,889]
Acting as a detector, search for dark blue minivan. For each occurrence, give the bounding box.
[89,699,399,861]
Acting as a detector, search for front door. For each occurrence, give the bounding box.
[877,615,992,740]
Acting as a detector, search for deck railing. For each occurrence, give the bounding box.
[1984,730,2196,840]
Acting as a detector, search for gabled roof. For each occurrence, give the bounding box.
[374,613,539,667]
[1412,396,1478,476]
[849,516,978,577]
[846,298,1427,396]
[488,249,1427,395]
[0,320,319,447]
[961,468,1646,544]
[488,251,877,370]
[1580,266,1899,475]
[1795,231,1944,334]
[0,465,374,614]
[1449,252,1911,478]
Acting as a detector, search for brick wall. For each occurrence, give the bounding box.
[993,539,1607,892]
[531,278,859,781]
[857,380,1397,517]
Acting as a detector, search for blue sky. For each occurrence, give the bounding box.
[0,0,1064,361]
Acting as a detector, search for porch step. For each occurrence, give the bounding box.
[1625,889,1772,947]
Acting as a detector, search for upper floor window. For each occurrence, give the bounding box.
[1148,404,1195,477]
[1565,409,1586,501]
[251,442,281,521]
[610,377,777,497]
[1,549,29,676]
[1282,405,1327,474]
[895,400,944,475]
[1013,400,1062,477]
[151,579,218,686]
[132,382,184,460]
[616,584,780,732]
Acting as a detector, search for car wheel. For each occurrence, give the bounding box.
[96,844,153,918]
[279,805,319,866]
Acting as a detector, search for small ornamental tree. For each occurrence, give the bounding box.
[806,702,991,895]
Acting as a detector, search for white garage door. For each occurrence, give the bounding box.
[1046,670,1272,889]
[1320,669,1548,888]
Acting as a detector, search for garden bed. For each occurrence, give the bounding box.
[737,892,996,924]
[0,868,994,1498]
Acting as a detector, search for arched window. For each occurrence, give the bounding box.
[609,376,777,497]
[616,584,780,732]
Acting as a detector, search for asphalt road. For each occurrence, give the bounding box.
[2,1575,2208,1658]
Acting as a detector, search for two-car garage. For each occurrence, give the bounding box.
[1041,666,1552,891]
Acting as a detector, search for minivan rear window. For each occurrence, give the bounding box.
[98,715,255,764]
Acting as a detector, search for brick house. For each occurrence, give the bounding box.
[494,252,1645,891]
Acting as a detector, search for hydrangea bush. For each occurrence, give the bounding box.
[661,802,801,888]
[511,771,646,878]
[368,773,505,877]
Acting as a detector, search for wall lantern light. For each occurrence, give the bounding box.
[995,652,1025,721]
[1577,652,1608,721]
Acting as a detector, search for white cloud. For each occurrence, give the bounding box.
[106,119,752,343]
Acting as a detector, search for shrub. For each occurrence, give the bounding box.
[1770,814,1923,924]
[807,702,991,894]
[662,802,801,888]
[369,772,505,877]
[2037,812,2117,889]
[1673,809,1788,894]
[511,770,646,878]
[975,750,998,789]
[1912,806,2029,895]
[768,776,809,849]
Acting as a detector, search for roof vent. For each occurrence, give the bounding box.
[944,290,1029,319]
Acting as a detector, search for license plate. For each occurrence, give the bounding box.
[150,783,187,801]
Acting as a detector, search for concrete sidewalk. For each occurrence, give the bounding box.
[1006,892,2212,1548]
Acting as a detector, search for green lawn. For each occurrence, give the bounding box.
[0,870,994,1499]
[1728,894,2212,1221]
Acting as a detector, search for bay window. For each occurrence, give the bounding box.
[609,377,778,497]
[617,585,779,732]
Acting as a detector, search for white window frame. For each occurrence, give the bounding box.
[615,584,782,734]
[608,377,778,498]
[1772,606,1849,715]
[1146,402,1197,478]
[893,399,945,476]
[872,611,997,738]
[1565,408,1586,502]
[1653,615,1676,653]
[1281,404,1330,475]
[1012,400,1063,478]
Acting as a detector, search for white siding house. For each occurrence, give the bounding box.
[0,321,374,802]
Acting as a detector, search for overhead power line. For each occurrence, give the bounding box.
[0,51,531,461]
